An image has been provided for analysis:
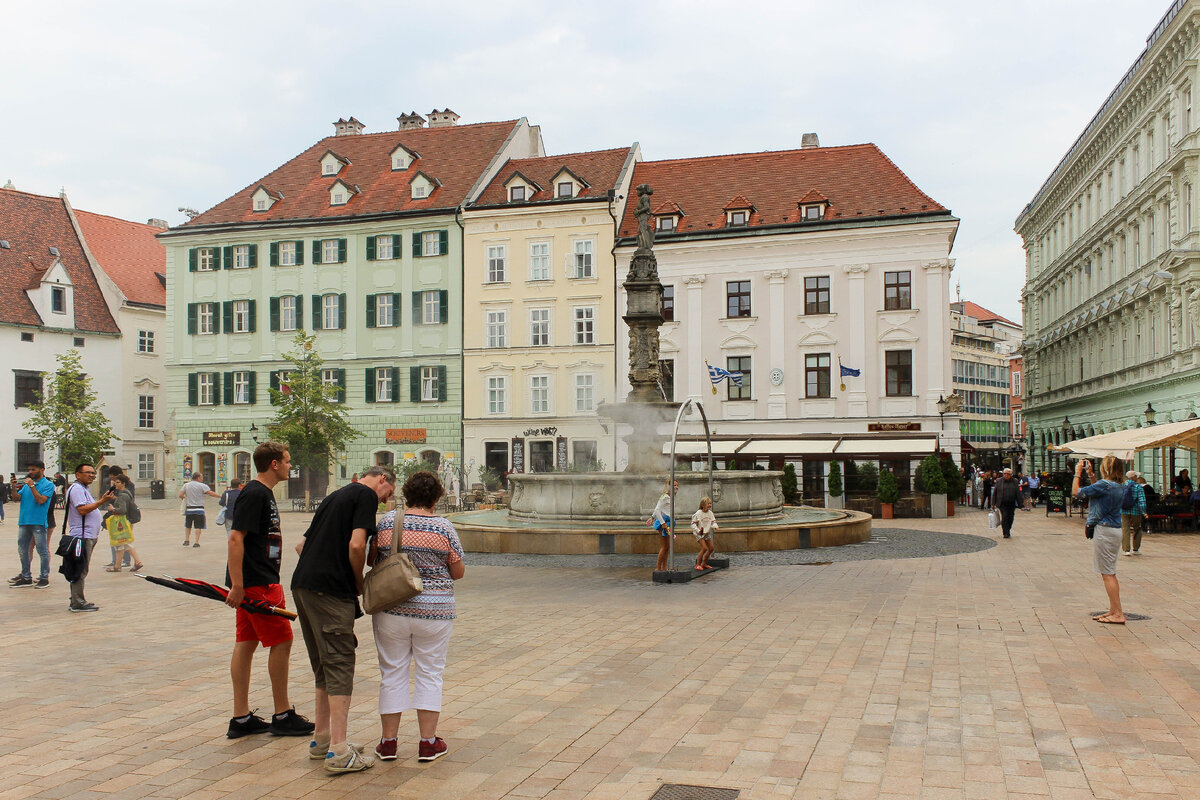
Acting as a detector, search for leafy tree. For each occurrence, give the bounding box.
[268,332,361,505]
[855,462,879,493]
[827,461,843,497]
[919,454,947,494]
[941,455,965,499]
[781,463,798,504]
[22,348,116,471]
[877,469,899,504]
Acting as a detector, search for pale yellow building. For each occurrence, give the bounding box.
[461,146,639,480]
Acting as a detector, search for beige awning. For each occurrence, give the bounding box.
[662,440,747,456]
[737,439,839,456]
[1047,418,1200,460]
[835,438,938,456]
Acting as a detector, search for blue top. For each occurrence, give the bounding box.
[1121,480,1146,516]
[1077,479,1124,528]
[17,477,55,526]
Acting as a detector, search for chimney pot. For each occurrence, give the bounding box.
[427,108,460,128]
[397,111,427,130]
[146,218,169,229]
[801,132,820,149]
[332,116,365,136]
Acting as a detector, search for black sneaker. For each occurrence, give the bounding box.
[34,578,49,589]
[9,576,33,588]
[269,707,316,737]
[227,711,271,739]
[69,603,99,612]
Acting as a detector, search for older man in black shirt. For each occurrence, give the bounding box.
[993,467,1021,538]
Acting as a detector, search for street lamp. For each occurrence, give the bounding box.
[249,422,259,444]
[1144,402,1157,426]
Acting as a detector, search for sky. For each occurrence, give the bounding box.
[1,0,1175,323]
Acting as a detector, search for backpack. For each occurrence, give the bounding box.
[125,494,142,524]
[1121,482,1136,511]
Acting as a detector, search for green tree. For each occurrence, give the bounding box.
[844,460,859,493]
[781,463,799,504]
[22,348,116,471]
[941,455,965,499]
[918,454,947,494]
[855,462,879,493]
[877,469,899,504]
[827,461,843,497]
[268,332,361,505]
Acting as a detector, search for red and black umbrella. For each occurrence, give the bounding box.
[134,573,297,620]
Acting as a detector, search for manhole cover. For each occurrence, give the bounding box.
[1088,611,1151,621]
[650,786,740,800]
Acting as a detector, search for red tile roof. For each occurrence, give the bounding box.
[75,210,166,307]
[185,120,523,227]
[0,188,119,333]
[618,143,949,238]
[723,194,754,211]
[473,147,633,207]
[959,300,1019,328]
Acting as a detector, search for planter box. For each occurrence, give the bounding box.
[825,493,845,510]
[930,493,948,519]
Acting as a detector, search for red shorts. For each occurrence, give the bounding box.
[235,584,294,648]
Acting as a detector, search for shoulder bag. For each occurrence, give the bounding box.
[362,515,423,614]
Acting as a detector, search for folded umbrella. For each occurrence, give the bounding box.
[134,573,297,620]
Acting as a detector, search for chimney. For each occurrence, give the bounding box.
[2,178,14,189]
[332,117,365,136]
[801,132,820,149]
[427,108,460,128]
[397,111,427,130]
[146,218,169,229]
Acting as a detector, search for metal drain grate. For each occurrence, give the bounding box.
[1088,611,1151,621]
[649,785,740,800]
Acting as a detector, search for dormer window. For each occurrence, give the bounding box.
[320,150,348,177]
[409,171,438,201]
[729,210,747,226]
[329,179,357,207]
[510,185,526,202]
[251,186,279,213]
[656,216,676,232]
[412,185,427,199]
[796,190,830,222]
[332,191,345,205]
[804,205,822,220]
[323,162,338,176]
[557,182,574,198]
[51,286,66,314]
[390,143,418,171]
[723,195,754,227]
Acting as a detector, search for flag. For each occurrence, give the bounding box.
[280,382,291,396]
[839,364,861,378]
[707,363,744,395]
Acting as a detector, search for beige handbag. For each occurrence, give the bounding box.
[362,517,423,614]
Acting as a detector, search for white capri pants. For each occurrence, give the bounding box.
[373,613,454,713]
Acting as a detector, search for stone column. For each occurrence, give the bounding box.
[842,264,869,418]
[923,259,954,413]
[766,269,789,419]
[685,275,706,400]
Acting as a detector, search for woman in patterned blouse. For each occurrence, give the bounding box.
[369,471,465,763]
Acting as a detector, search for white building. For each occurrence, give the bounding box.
[615,137,960,499]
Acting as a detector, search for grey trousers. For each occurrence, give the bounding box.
[69,538,96,607]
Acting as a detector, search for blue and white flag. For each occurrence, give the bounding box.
[839,364,861,378]
[707,363,744,388]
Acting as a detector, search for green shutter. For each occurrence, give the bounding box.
[365,294,376,328]
[270,370,280,405]
[410,366,420,402]
[365,368,376,403]
[437,365,447,402]
[270,297,280,331]
[438,230,448,255]
[439,290,449,324]
[392,367,402,403]
[312,240,322,265]
[212,303,221,334]
[412,231,423,257]
[336,368,346,403]
[338,293,346,329]
[187,303,198,335]
[393,292,403,325]
[392,234,402,258]
[295,295,304,327]
[338,239,347,263]
[222,246,233,269]
[212,372,222,405]
[270,242,279,266]
[248,371,257,405]
[294,240,305,265]
[412,292,422,324]
[366,236,376,261]
[222,301,233,333]
[187,373,198,406]
[248,300,257,333]
[223,372,234,405]
[248,244,258,268]
[311,295,322,330]
[188,249,198,272]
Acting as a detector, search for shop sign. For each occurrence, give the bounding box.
[524,426,557,437]
[386,428,427,444]
[867,422,921,432]
[511,437,525,474]
[203,431,241,446]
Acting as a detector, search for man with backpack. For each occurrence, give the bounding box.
[1121,470,1147,556]
[9,460,55,589]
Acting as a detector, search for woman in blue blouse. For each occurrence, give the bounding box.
[1074,455,1127,624]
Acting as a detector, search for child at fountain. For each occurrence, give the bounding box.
[647,480,677,571]
[691,497,718,570]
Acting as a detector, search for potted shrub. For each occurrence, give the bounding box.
[781,463,799,505]
[826,461,844,509]
[941,456,965,517]
[877,469,899,519]
[921,454,948,518]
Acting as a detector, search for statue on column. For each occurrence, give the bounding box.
[635,184,654,254]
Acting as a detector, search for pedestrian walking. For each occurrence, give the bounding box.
[982,471,995,509]
[179,472,219,547]
[219,480,242,537]
[224,441,315,741]
[104,466,133,569]
[690,496,719,570]
[992,467,1021,538]
[1027,472,1041,508]
[292,466,397,774]
[1074,456,1127,624]
[370,470,465,764]
[102,475,143,573]
[9,460,54,589]
[1121,470,1147,556]
[63,462,114,612]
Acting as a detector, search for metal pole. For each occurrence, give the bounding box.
[667,399,689,572]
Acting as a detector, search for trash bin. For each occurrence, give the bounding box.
[150,479,165,500]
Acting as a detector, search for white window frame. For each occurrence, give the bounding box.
[137,330,154,353]
[233,245,251,269]
[376,235,394,260]
[486,309,508,348]
[730,210,748,226]
[322,239,340,264]
[137,395,155,428]
[529,241,550,280]
[422,231,441,256]
[280,296,297,332]
[572,239,594,278]
[412,184,427,199]
[233,371,250,404]
[421,366,438,402]
[137,452,156,481]
[1012,371,1021,396]
[656,216,675,231]
[487,376,507,414]
[575,373,595,412]
[198,303,215,335]
[255,199,266,211]
[376,294,394,328]
[530,375,550,414]
[197,247,216,271]
[278,241,297,266]
[232,299,251,333]
[509,185,526,202]
[322,294,339,329]
[321,368,339,393]
[198,373,215,406]
[529,308,551,346]
[574,306,595,345]
[557,181,574,198]
[376,368,393,403]
[487,245,507,283]
[422,291,441,324]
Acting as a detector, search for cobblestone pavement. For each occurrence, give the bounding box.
[4,502,1200,799]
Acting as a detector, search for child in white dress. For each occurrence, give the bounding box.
[690,496,718,570]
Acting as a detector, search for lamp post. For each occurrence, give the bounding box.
[1061,416,1072,472]
[1144,402,1157,426]
[936,395,950,451]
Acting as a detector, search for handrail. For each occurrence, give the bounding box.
[667,399,714,572]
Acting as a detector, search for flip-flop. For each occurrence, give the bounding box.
[1096,616,1126,624]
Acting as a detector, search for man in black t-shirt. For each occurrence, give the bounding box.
[223,441,315,741]
[291,466,396,773]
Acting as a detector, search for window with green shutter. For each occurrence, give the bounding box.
[222,246,233,270]
[293,240,305,265]
[187,303,198,335]
[188,249,198,272]
[248,371,257,405]
[337,293,347,329]
[437,365,447,401]
[410,366,420,403]
[269,242,279,266]
[438,290,449,324]
[365,367,376,403]
[222,301,234,333]
[312,240,322,265]
[365,294,376,328]
[390,367,401,403]
[187,373,198,406]
[411,231,423,257]
[270,297,280,331]
[311,295,322,330]
[366,236,376,261]
[223,372,234,405]
[337,239,347,263]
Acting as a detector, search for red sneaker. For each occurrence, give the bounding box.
[418,737,448,762]
[375,738,397,761]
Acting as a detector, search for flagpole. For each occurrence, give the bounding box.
[838,353,846,392]
[705,360,716,395]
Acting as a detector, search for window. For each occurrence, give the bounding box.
[487,376,507,414]
[279,296,298,331]
[50,286,65,313]
[16,441,42,471]
[422,231,441,256]
[558,181,574,198]
[530,375,550,413]
[657,216,676,232]
[420,366,439,402]
[529,308,551,346]
[278,241,298,266]
[804,205,822,220]
[804,276,830,315]
[1012,371,1021,395]
[727,280,751,317]
[529,242,550,280]
[662,285,674,322]
[805,353,831,398]
[196,247,216,271]
[137,395,155,428]
[510,185,526,202]
[530,440,554,473]
[727,356,751,400]
[575,373,595,412]
[574,306,595,344]
[255,199,266,211]
[487,245,507,282]
[412,184,427,199]
[422,291,442,324]
[659,359,675,402]
[332,192,345,205]
[198,372,215,406]
[486,310,508,348]
[321,368,341,400]
[729,210,747,226]
[323,294,340,329]
[1186,89,1193,135]
[137,453,156,481]
[137,330,155,353]
[20,332,32,342]
[573,240,594,278]
[322,239,340,264]
[376,368,393,403]
[197,303,216,335]
[232,300,251,333]
[232,371,250,404]
[375,451,395,467]
[573,440,598,468]
[376,235,394,260]
[884,271,912,310]
[375,294,394,328]
[885,350,913,396]
[14,371,41,408]
[232,245,251,269]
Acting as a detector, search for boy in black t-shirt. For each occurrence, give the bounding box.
[224,441,315,740]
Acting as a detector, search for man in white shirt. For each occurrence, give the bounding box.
[179,472,219,548]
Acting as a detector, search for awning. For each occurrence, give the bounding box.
[663,440,747,456]
[737,439,838,456]
[835,438,938,456]
[960,438,976,452]
[1047,418,1200,460]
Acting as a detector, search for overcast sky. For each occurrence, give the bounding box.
[2,0,1173,322]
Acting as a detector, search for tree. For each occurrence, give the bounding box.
[918,454,947,494]
[827,461,843,497]
[268,332,361,504]
[855,462,879,493]
[844,460,859,493]
[781,463,799,504]
[23,348,116,471]
[877,469,899,504]
[941,455,965,500]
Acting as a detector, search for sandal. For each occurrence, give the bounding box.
[105,566,121,573]
[132,563,144,572]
